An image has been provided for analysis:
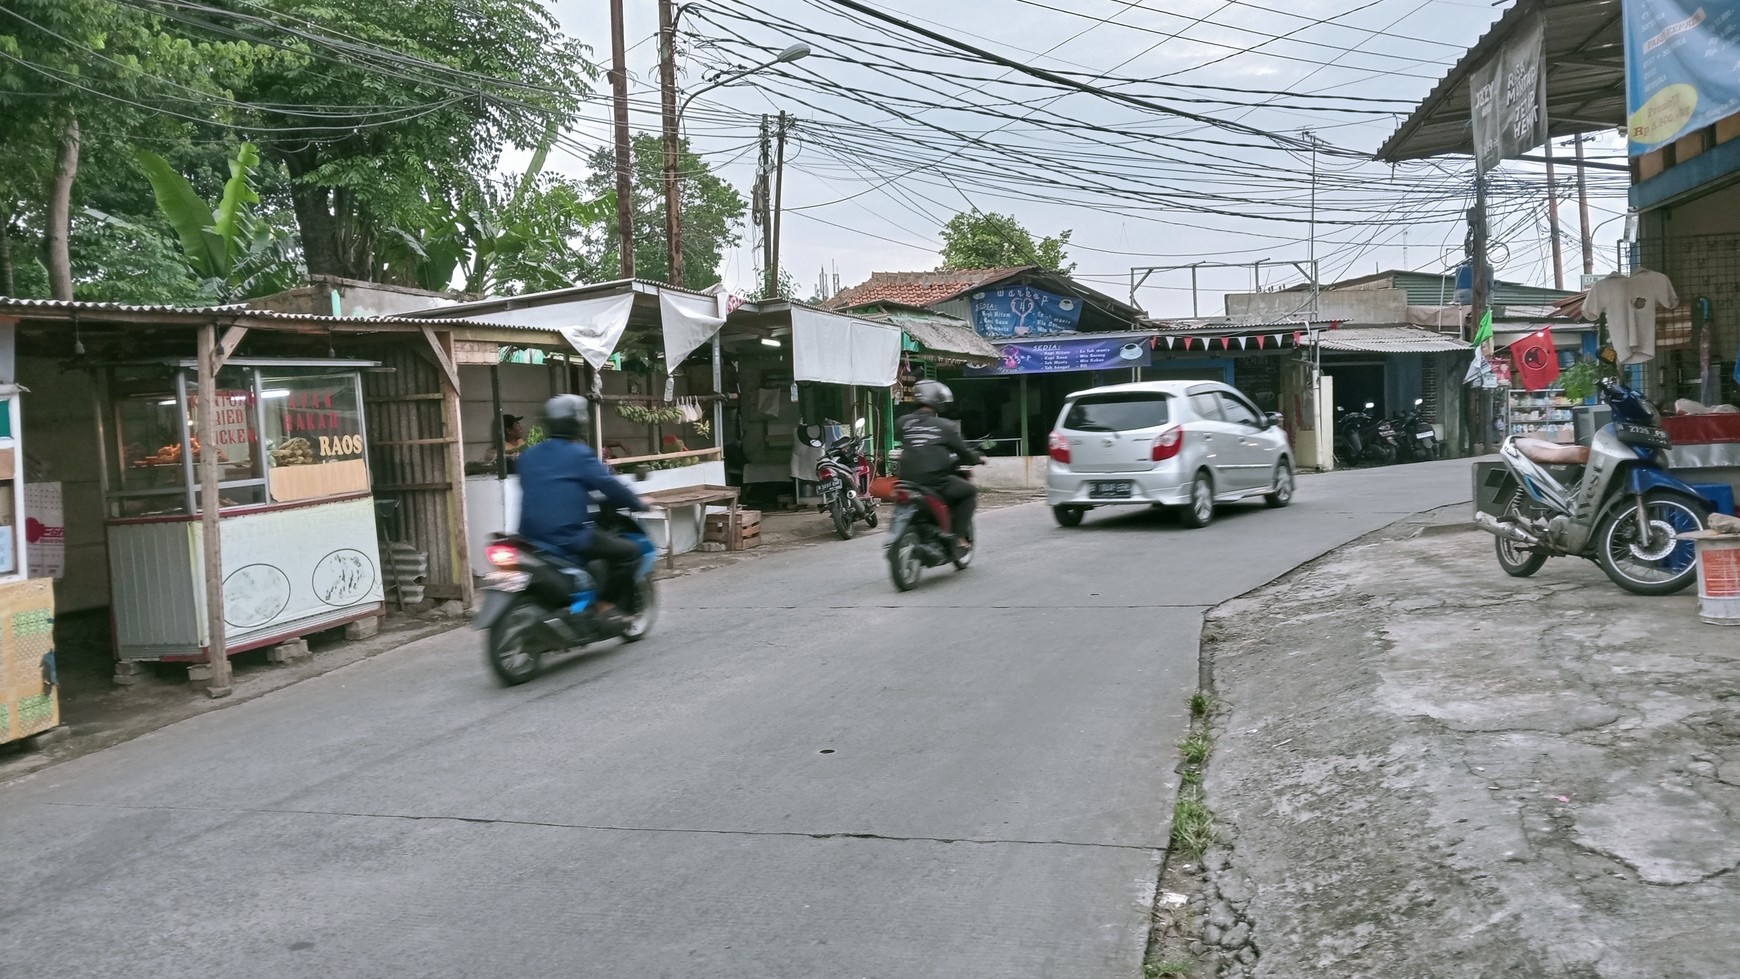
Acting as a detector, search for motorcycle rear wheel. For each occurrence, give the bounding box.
[1494,534,1548,578]
[1594,492,1705,596]
[485,598,545,686]
[620,577,657,643]
[888,527,923,592]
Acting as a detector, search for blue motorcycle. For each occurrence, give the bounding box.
[475,501,658,685]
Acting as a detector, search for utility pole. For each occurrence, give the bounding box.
[1573,135,1595,276]
[1469,173,1493,454]
[1544,139,1565,290]
[658,0,684,287]
[754,115,772,290]
[609,0,635,279]
[1304,130,1322,318]
[770,111,789,300]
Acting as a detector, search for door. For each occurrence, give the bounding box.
[1215,391,1279,490]
[1186,391,1241,489]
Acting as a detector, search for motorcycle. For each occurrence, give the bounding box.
[1392,398,1440,463]
[1472,379,1714,596]
[474,502,658,685]
[886,466,977,592]
[811,432,879,540]
[1334,403,1399,467]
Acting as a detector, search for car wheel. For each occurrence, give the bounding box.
[1052,505,1085,528]
[1179,471,1215,529]
[1265,459,1294,508]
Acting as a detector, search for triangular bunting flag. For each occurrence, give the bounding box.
[1256,334,1266,350]
[1238,336,1248,350]
[1166,336,1175,349]
[1272,334,1284,346]
[1183,336,1194,350]
[1220,336,1232,350]
[1150,336,1158,349]
[1292,331,1304,346]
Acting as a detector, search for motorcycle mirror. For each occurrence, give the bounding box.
[855,417,868,436]
[1414,398,1424,406]
[1364,401,1375,410]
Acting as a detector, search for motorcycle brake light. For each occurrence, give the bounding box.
[1152,427,1184,461]
[1048,431,1071,464]
[486,543,518,568]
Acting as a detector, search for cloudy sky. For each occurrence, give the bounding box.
[541,0,1631,315]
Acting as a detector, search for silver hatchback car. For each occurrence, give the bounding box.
[1046,380,1295,528]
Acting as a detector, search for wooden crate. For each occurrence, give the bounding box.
[705,509,762,550]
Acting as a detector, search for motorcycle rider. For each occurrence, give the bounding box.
[896,380,985,550]
[515,394,645,629]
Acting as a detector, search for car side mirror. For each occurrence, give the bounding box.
[1265,412,1283,428]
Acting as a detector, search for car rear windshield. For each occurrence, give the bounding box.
[1063,393,1171,432]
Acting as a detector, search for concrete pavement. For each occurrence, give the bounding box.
[0,461,1472,979]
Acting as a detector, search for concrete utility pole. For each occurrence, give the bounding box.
[1469,173,1493,454]
[770,111,789,299]
[1574,135,1595,276]
[1544,138,1564,290]
[658,0,684,287]
[609,0,635,279]
[1303,130,1324,318]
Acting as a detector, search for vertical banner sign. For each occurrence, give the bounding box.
[24,483,64,579]
[1625,0,1740,155]
[1470,14,1547,173]
[969,285,1084,339]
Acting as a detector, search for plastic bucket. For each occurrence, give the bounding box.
[1691,533,1740,626]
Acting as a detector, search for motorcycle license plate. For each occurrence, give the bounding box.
[1615,423,1671,449]
[1089,480,1132,499]
[1416,431,1435,440]
[486,571,530,593]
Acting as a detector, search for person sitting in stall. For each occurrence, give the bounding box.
[482,413,528,473]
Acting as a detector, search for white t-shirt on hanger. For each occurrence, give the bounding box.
[1585,270,1679,365]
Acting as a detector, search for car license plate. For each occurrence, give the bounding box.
[1615,423,1671,449]
[1089,481,1132,499]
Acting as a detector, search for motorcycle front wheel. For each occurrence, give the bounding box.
[1594,492,1705,596]
[888,527,923,592]
[486,598,545,686]
[831,498,856,540]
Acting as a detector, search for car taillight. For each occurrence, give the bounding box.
[486,544,518,568]
[1152,427,1184,461]
[1048,431,1071,464]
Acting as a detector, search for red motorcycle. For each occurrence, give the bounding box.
[813,434,879,540]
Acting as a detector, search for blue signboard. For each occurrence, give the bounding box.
[1626,0,1740,155]
[965,337,1151,376]
[969,284,1084,339]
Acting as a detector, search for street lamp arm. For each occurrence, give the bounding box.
[676,43,810,123]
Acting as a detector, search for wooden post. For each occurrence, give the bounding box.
[1019,373,1030,457]
[197,323,233,696]
[436,331,475,606]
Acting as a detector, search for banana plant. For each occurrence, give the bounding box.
[136,142,302,302]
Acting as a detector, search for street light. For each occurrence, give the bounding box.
[665,40,811,288]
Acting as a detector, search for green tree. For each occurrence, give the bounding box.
[136,142,302,301]
[217,0,596,280]
[585,135,747,291]
[938,211,1075,275]
[746,267,799,302]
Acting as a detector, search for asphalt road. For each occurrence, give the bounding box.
[0,460,1473,979]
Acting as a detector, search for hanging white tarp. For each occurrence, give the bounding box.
[661,291,727,368]
[790,307,900,387]
[470,293,635,369]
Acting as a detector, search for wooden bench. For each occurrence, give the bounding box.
[637,484,740,569]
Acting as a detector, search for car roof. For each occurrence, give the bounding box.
[1065,380,1230,399]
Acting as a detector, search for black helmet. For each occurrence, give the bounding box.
[913,379,954,407]
[542,394,590,440]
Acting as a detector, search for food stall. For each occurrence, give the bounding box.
[0,366,58,745]
[98,359,386,662]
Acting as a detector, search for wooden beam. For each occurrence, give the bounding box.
[196,323,233,697]
[420,325,462,395]
[213,323,249,369]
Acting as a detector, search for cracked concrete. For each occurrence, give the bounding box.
[1198,510,1740,978]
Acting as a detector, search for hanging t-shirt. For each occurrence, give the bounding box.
[1585,270,1679,365]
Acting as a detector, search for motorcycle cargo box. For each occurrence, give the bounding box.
[1472,462,1513,518]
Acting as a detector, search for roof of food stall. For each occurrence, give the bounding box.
[1376,0,1625,163]
[0,297,506,332]
[845,302,1000,364]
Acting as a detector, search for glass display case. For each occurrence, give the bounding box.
[98,361,385,662]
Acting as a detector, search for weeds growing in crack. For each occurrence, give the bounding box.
[1145,960,1193,977]
[1171,786,1215,856]
[1189,692,1214,718]
[1179,731,1212,767]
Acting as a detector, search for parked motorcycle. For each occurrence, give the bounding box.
[886,467,977,592]
[1472,379,1714,595]
[475,502,658,685]
[811,432,879,540]
[1392,398,1440,463]
[1334,403,1399,467]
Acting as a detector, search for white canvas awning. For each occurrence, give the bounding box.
[790,307,901,387]
[660,290,728,368]
[467,294,634,369]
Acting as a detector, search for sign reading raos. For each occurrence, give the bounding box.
[1625,0,1740,155]
[1469,14,1547,173]
[969,284,1084,339]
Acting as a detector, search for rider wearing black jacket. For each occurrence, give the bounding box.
[896,380,984,547]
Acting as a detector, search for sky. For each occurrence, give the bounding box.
[538,0,1632,317]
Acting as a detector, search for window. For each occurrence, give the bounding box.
[262,373,369,502]
[1062,393,1170,433]
[1218,394,1263,427]
[1189,393,1225,421]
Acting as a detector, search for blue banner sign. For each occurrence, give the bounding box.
[969,284,1084,338]
[966,337,1151,376]
[1626,0,1740,155]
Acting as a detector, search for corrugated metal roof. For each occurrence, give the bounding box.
[0,297,508,331]
[887,313,999,363]
[1378,0,1625,162]
[1313,327,1471,353]
[0,297,249,315]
